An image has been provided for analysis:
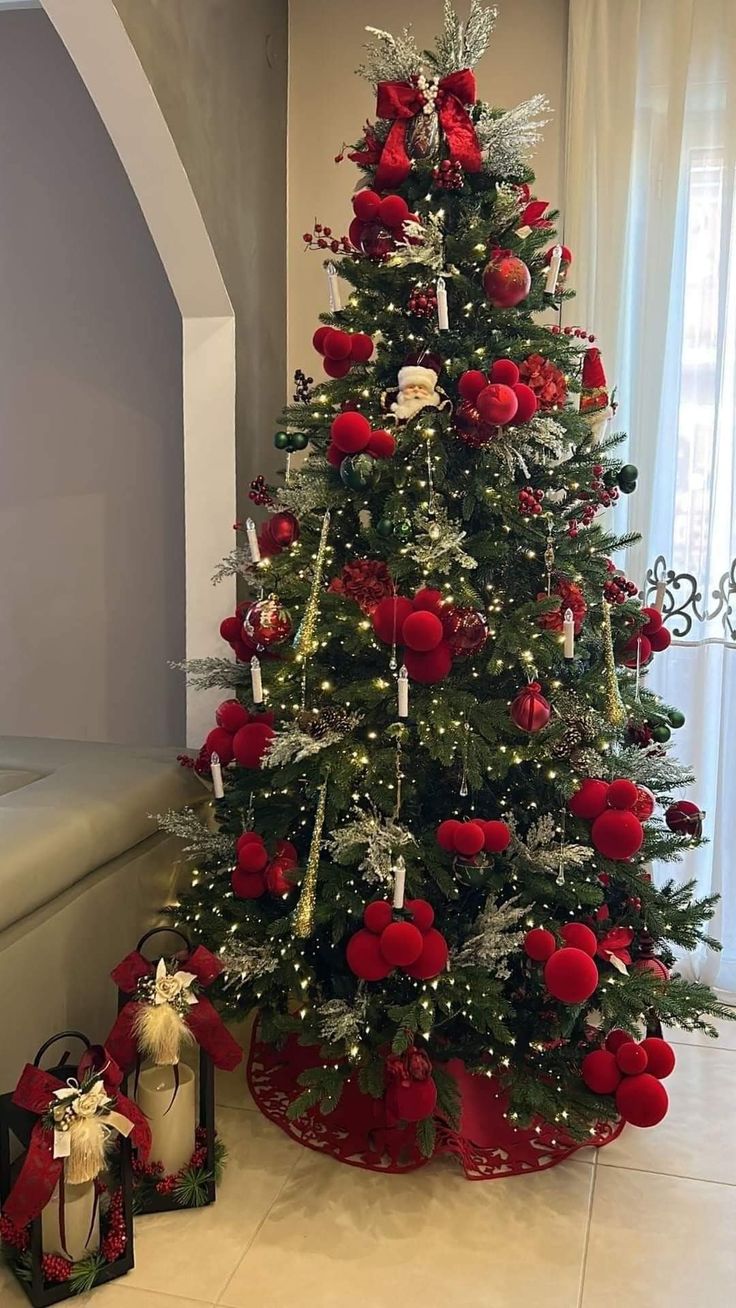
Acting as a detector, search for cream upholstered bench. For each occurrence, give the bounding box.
[0,736,203,1085]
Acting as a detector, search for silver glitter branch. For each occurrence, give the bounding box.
[316,989,369,1046]
[211,549,259,587]
[490,416,568,478]
[219,939,279,989]
[453,893,526,976]
[606,746,695,795]
[389,216,446,272]
[428,1,498,76]
[476,94,550,176]
[170,657,249,691]
[413,504,477,573]
[357,25,423,84]
[507,813,593,878]
[328,807,416,885]
[275,466,336,517]
[489,182,525,235]
[262,717,361,768]
[155,807,235,862]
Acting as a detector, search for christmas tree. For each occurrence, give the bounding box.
[167,2,729,1161]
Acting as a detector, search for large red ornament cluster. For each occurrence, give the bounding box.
[348,189,420,261]
[312,325,374,379]
[372,587,487,682]
[326,411,396,466]
[523,922,600,1004]
[618,605,672,668]
[568,777,650,860]
[436,817,511,857]
[232,831,299,900]
[582,1029,675,1127]
[205,700,275,770]
[454,358,538,447]
[346,899,448,981]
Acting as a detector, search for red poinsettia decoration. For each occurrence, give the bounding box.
[518,353,568,409]
[597,927,635,967]
[329,559,394,614]
[347,122,383,169]
[517,184,552,230]
[537,579,587,636]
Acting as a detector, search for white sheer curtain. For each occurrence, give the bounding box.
[565,0,736,991]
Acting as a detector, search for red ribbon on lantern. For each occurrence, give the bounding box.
[106,944,243,1073]
[374,70,481,190]
[3,1049,150,1229]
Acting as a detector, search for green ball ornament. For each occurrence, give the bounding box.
[395,519,413,539]
[376,518,394,538]
[618,478,638,495]
[668,709,686,729]
[291,431,309,451]
[274,431,290,450]
[340,452,378,490]
[620,463,639,481]
[651,723,671,743]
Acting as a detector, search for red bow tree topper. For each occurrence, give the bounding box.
[374,70,481,190]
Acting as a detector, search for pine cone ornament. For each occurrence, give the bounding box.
[309,706,354,739]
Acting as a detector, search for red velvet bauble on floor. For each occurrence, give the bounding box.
[615,1073,669,1127]
[581,1049,622,1094]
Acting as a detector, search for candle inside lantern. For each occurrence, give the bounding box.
[210,751,224,800]
[545,244,562,296]
[250,655,264,705]
[245,518,261,564]
[436,276,449,330]
[392,856,407,910]
[563,608,575,659]
[136,1064,196,1176]
[42,1179,100,1263]
[397,665,409,718]
[326,262,342,312]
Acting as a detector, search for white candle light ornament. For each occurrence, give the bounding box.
[563,608,575,659]
[436,276,449,330]
[327,262,342,312]
[392,856,407,910]
[545,244,562,296]
[250,655,264,704]
[245,518,261,564]
[654,580,667,612]
[210,752,224,799]
[397,665,409,718]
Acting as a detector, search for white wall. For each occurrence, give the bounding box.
[0,9,185,745]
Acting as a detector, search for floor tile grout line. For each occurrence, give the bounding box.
[215,1156,303,1306]
[576,1151,598,1308]
[597,1160,736,1187]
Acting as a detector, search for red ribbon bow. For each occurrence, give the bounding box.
[374,69,481,191]
[106,944,243,1073]
[3,1049,150,1228]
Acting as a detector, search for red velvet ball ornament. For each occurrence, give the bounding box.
[265,858,293,896]
[544,947,599,1003]
[510,382,538,423]
[402,610,444,653]
[237,841,269,874]
[404,928,449,979]
[640,606,663,634]
[561,923,598,957]
[413,587,444,613]
[372,595,414,645]
[443,606,488,658]
[275,838,299,865]
[323,329,352,361]
[620,634,652,667]
[349,333,374,362]
[479,820,511,853]
[616,1042,649,1075]
[216,699,250,734]
[205,727,235,767]
[607,778,639,811]
[220,615,242,644]
[510,682,551,733]
[458,370,488,402]
[366,429,396,458]
[665,800,702,837]
[640,1037,676,1080]
[437,819,463,851]
[490,358,520,387]
[378,195,410,228]
[312,325,332,353]
[236,830,265,856]
[633,957,670,981]
[232,721,275,768]
[633,785,656,821]
[404,641,453,684]
[476,383,519,426]
[326,442,345,467]
[243,598,292,647]
[581,1049,622,1095]
[591,809,644,860]
[268,511,300,548]
[346,929,393,980]
[406,898,434,932]
[330,411,372,454]
[231,867,265,899]
[324,357,352,378]
[569,779,610,821]
[523,927,556,962]
[454,821,486,858]
[386,1077,437,1122]
[616,1073,669,1127]
[352,189,381,222]
[482,253,531,308]
[379,921,424,967]
[648,625,672,652]
[605,1029,635,1054]
[364,900,393,934]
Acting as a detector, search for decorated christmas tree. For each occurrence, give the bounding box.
[167,2,729,1172]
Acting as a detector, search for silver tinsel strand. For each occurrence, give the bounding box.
[453,893,526,977]
[328,807,416,885]
[316,989,369,1046]
[427,2,498,76]
[413,504,477,573]
[155,807,236,862]
[476,94,550,176]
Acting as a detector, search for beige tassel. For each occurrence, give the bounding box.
[133,1002,193,1066]
[64,1117,109,1185]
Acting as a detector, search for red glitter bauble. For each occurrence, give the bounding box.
[640,1037,676,1079]
[364,900,393,934]
[404,928,449,979]
[404,641,453,684]
[510,682,551,733]
[569,779,610,820]
[633,785,656,821]
[330,411,372,454]
[457,369,488,402]
[346,928,393,980]
[402,610,444,652]
[243,597,292,647]
[453,821,486,857]
[386,1077,437,1122]
[231,867,265,899]
[359,221,395,260]
[232,721,275,768]
[482,253,531,307]
[581,1049,622,1094]
[216,699,250,734]
[268,510,300,548]
[379,921,424,967]
[665,800,702,837]
[372,595,414,645]
[607,778,639,811]
[561,923,598,957]
[524,927,556,962]
[476,382,518,425]
[591,809,644,860]
[490,358,520,387]
[442,606,488,658]
[544,948,599,1003]
[454,398,496,448]
[616,1073,669,1127]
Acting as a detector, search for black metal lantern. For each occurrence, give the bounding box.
[107,928,241,1214]
[0,1032,135,1306]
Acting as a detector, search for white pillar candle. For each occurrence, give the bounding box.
[397,665,409,718]
[392,857,406,910]
[654,580,667,612]
[563,608,575,659]
[436,276,449,330]
[326,262,342,312]
[245,518,261,564]
[545,244,562,296]
[42,1179,100,1263]
[209,751,224,799]
[136,1064,196,1176]
[250,655,264,704]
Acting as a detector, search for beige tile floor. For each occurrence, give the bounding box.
[2,1014,735,1307]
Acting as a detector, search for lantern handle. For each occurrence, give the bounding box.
[136,926,192,958]
[33,1031,92,1068]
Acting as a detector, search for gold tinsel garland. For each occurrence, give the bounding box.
[293,509,331,657]
[601,600,626,726]
[292,779,328,938]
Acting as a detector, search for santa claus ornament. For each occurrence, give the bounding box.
[387,363,446,424]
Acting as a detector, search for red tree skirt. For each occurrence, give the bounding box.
[247,1023,624,1180]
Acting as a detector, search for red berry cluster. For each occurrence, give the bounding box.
[347,899,448,982]
[518,486,544,516]
[602,560,639,602]
[293,368,313,403]
[568,465,619,536]
[302,221,353,255]
[312,326,374,379]
[133,1157,165,1179]
[407,284,438,317]
[372,587,487,684]
[549,324,596,342]
[432,158,464,190]
[204,699,275,771]
[100,1187,127,1263]
[248,475,274,507]
[523,922,600,1004]
[436,817,511,859]
[0,1214,29,1252]
[42,1254,73,1284]
[582,1030,675,1127]
[231,831,299,901]
[155,1175,177,1196]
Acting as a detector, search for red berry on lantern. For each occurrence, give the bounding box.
[510,682,551,733]
[544,947,599,1003]
[524,927,556,961]
[581,1049,622,1094]
[591,809,644,860]
[482,253,531,308]
[615,1073,669,1127]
